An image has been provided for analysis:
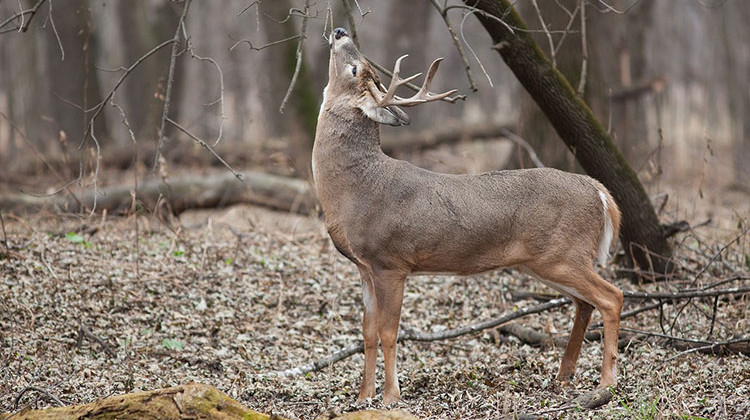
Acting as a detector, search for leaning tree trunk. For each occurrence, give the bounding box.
[464,0,673,278]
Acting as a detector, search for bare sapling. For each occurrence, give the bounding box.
[313,27,623,404]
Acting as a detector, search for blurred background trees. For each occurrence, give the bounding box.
[0,0,747,266]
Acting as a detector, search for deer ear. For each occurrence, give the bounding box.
[358,101,411,126]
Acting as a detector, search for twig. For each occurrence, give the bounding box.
[40,245,59,281]
[498,128,545,167]
[111,98,140,279]
[669,228,749,334]
[256,298,569,378]
[661,337,750,362]
[459,11,494,87]
[47,0,64,60]
[0,0,47,33]
[551,1,581,58]
[228,34,300,52]
[279,0,310,114]
[530,0,555,68]
[341,0,359,48]
[153,0,191,172]
[623,287,750,300]
[83,39,177,147]
[12,385,65,410]
[430,0,478,92]
[576,0,587,96]
[165,117,244,181]
[181,24,226,146]
[77,323,116,357]
[0,210,9,257]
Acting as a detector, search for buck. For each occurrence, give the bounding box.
[313,27,623,404]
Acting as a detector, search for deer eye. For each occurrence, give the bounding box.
[351,66,357,77]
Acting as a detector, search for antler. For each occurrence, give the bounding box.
[368,55,458,108]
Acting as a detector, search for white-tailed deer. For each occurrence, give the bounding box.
[313,28,623,405]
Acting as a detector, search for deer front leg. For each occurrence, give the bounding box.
[557,298,594,383]
[357,267,378,402]
[373,268,407,405]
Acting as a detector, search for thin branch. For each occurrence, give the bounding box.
[530,0,556,68]
[110,97,140,279]
[12,386,65,410]
[576,0,588,96]
[228,34,300,52]
[662,337,750,362]
[498,128,545,167]
[256,298,569,378]
[48,0,64,60]
[552,2,581,58]
[0,210,9,258]
[341,0,359,48]
[430,0,478,92]
[182,28,226,146]
[236,0,259,16]
[623,287,750,300]
[0,0,47,33]
[165,117,244,181]
[279,0,311,114]
[459,10,493,87]
[83,39,177,146]
[153,0,191,172]
[77,323,116,357]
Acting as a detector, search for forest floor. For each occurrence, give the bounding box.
[0,156,748,419]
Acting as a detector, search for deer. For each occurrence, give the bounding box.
[313,27,623,405]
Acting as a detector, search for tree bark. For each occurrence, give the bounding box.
[463,0,673,277]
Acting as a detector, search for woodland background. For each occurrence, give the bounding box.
[0,1,749,419]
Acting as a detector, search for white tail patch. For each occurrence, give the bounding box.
[597,190,614,266]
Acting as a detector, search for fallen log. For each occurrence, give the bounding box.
[381,122,514,154]
[2,382,418,420]
[0,171,317,216]
[3,382,287,420]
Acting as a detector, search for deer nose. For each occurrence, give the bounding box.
[333,28,348,40]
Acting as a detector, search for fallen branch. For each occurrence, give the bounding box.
[257,298,569,378]
[380,122,516,154]
[0,171,316,216]
[623,287,750,300]
[76,323,116,358]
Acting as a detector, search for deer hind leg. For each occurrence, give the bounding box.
[584,269,623,388]
[557,298,594,382]
[371,268,407,405]
[357,267,378,402]
[533,264,623,388]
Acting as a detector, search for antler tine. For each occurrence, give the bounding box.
[370,55,457,108]
[414,57,457,102]
[379,55,422,106]
[417,58,443,96]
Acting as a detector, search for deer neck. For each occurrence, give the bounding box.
[313,105,386,179]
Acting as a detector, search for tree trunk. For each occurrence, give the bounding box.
[463,0,673,278]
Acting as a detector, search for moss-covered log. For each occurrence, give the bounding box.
[463,0,673,277]
[3,383,286,420]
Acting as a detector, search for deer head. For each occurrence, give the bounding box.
[324,27,456,127]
